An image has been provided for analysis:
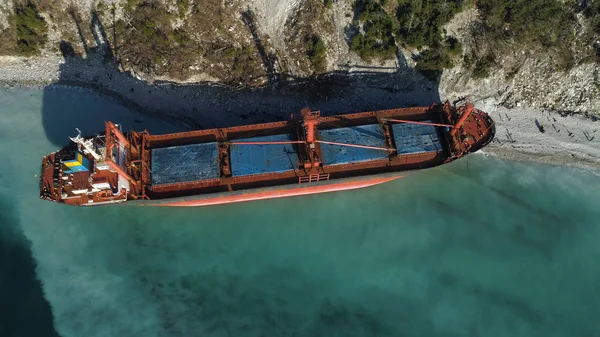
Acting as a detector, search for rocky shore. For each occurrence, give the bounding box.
[476,99,600,171]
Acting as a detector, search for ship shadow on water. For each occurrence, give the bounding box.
[40,9,441,146]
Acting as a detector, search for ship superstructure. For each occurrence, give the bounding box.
[40,100,495,206]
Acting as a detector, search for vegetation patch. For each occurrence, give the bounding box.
[27,0,83,55]
[350,0,466,79]
[305,35,327,73]
[471,53,495,79]
[221,44,263,85]
[414,48,452,81]
[13,1,48,56]
[476,0,573,47]
[470,0,600,73]
[586,2,600,34]
[283,0,333,75]
[413,35,465,79]
[583,1,600,62]
[445,36,462,56]
[111,0,265,83]
[178,0,265,84]
[350,0,397,60]
[395,0,466,79]
[115,1,181,76]
[176,0,190,19]
[396,0,464,49]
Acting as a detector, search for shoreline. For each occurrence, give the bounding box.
[480,148,600,174]
[1,54,599,173]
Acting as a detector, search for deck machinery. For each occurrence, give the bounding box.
[40,100,495,206]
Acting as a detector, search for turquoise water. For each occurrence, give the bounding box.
[1,87,600,336]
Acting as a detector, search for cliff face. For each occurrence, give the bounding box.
[0,0,599,116]
[438,7,600,117]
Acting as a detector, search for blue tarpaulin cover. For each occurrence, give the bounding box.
[319,124,388,165]
[392,122,442,155]
[151,142,219,185]
[64,165,88,174]
[230,134,299,177]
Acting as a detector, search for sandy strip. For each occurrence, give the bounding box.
[474,97,600,171]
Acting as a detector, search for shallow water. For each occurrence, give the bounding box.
[1,87,600,336]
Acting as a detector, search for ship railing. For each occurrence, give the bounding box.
[298,173,330,184]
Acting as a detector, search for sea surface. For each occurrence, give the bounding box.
[1,87,600,337]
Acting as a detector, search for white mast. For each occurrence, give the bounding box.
[69,128,102,161]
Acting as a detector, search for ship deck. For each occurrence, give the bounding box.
[142,105,457,199]
[151,142,220,185]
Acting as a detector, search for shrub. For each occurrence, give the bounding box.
[471,53,495,79]
[176,0,190,19]
[413,35,465,80]
[14,1,48,56]
[586,3,600,33]
[396,0,464,48]
[116,1,191,76]
[445,36,462,56]
[305,34,327,73]
[583,1,600,62]
[350,0,397,60]
[414,47,453,80]
[472,0,586,74]
[222,45,260,84]
[476,0,573,47]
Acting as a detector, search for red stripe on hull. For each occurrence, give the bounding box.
[155,175,403,207]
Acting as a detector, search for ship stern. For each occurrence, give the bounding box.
[40,152,60,202]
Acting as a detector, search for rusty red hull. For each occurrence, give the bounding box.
[133,173,405,207]
[39,100,495,207]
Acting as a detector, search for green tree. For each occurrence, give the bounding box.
[350,0,397,60]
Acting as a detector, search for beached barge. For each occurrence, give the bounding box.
[40,100,495,206]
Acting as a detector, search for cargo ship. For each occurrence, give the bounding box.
[39,100,495,207]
